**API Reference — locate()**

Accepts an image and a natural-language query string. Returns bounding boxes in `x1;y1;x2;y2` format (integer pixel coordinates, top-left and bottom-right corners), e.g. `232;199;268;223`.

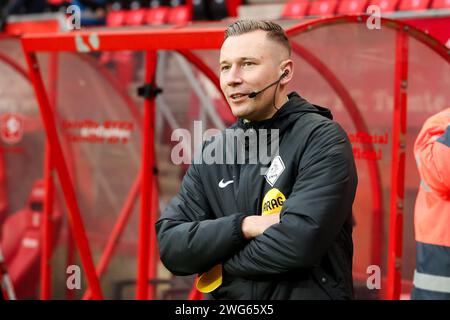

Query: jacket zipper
239;163;256;299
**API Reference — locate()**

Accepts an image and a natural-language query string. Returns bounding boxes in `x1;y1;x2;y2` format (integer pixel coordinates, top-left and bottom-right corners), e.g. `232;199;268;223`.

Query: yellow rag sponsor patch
262;188;286;215
195;188;286;294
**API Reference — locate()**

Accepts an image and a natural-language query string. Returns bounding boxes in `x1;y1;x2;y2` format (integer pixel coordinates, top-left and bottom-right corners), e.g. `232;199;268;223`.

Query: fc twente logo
0;113;24;145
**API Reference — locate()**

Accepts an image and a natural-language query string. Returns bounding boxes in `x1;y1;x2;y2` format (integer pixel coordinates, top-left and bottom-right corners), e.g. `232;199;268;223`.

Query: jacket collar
235;92;333;135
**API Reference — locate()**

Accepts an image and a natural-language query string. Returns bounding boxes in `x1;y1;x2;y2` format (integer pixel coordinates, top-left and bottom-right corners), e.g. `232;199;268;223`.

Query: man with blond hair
157;20;357;300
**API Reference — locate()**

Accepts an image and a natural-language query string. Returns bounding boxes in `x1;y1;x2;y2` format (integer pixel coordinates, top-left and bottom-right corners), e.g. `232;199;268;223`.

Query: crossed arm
156;122;357;278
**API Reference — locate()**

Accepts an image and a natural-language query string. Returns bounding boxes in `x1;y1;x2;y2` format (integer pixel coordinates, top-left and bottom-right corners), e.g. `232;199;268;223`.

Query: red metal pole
83;174;141;300
40;144;54;300
148;177;159;299
188;275;203;300
387;29;409;300
40;51;58;300
23;51;103;299
136;51;157;300
188;281;203;300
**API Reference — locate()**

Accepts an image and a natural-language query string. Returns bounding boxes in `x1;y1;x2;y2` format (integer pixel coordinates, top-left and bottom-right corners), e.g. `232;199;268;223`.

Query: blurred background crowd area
1;0;449;30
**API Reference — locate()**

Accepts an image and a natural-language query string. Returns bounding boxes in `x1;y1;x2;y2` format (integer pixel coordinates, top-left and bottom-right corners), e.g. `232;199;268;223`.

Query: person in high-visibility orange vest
411;108;450;299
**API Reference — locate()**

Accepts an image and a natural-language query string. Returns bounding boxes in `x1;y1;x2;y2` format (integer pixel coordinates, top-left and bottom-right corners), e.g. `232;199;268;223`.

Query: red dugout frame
1;16;64;300
20;15;450;300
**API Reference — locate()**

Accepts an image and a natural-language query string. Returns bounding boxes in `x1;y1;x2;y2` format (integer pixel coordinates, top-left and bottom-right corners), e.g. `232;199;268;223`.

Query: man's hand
242;213;280;239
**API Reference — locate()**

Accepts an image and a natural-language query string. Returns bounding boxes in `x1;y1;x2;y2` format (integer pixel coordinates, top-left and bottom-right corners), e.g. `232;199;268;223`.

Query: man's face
220;30;288;121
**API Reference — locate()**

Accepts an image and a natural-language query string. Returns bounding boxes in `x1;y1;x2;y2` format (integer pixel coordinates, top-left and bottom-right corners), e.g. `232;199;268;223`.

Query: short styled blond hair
224;19;291;56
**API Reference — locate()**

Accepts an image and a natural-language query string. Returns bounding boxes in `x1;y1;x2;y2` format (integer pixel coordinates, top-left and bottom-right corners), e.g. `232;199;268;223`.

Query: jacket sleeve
414;111;450;196
156;162;247;276
223;121;357;278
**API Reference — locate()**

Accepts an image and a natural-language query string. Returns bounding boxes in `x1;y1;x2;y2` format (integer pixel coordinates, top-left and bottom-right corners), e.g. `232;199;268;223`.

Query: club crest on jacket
264;155;285;186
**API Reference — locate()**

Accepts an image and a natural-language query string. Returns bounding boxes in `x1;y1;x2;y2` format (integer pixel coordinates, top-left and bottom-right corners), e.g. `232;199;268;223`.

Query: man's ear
280;60;294;85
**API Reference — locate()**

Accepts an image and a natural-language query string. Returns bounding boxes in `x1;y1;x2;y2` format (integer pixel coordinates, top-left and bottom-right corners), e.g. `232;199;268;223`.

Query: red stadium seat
282;1;310;18
1;180;62;299
226;0;242;17
307;0;339;16
125;8;147;26
106;10;126;27
369;0;400;12
337;0;369;14
167;5;192;25
430;0;450;8
102;10;126;65
398;0;432;11
146;7;170;25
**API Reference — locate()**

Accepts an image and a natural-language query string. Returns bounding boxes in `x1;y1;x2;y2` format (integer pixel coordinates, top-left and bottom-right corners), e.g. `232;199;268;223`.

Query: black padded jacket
156;92;358;300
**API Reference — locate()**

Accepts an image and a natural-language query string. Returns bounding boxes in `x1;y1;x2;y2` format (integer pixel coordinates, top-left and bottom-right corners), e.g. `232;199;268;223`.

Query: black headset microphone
247;70;289;99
